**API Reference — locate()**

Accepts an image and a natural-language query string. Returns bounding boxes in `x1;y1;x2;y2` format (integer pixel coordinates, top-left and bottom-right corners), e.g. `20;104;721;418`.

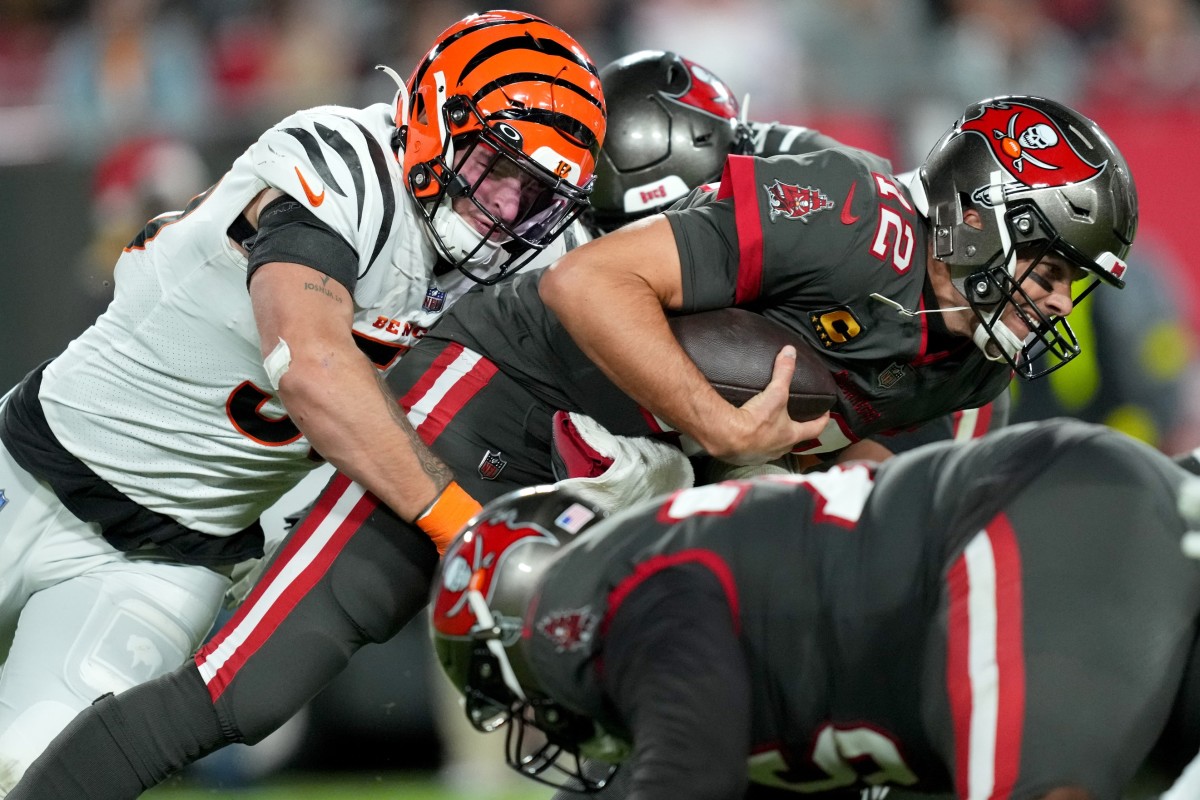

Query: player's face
1000;252;1084;340
452;142;546;237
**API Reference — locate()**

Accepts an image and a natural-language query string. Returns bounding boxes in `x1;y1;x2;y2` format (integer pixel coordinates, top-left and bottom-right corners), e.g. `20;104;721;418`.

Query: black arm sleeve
245;195;360;293
601;565;752;800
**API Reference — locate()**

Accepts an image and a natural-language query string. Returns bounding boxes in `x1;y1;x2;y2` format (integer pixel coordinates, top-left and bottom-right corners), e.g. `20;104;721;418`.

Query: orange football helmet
394;10;606;284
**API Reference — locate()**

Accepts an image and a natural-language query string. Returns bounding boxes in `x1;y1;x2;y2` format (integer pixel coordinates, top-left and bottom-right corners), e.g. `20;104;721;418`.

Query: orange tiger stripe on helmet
402;10;606;200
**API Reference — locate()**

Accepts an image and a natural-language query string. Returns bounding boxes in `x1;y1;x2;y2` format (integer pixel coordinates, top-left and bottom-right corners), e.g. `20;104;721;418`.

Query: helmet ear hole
662;54;688;93
446;96;470;128
533;702;597;748
964;270;1005;307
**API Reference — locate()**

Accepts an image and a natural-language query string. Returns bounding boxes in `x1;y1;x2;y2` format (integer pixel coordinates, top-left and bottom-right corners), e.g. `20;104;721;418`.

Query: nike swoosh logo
294;166;326;207
840;180;860;225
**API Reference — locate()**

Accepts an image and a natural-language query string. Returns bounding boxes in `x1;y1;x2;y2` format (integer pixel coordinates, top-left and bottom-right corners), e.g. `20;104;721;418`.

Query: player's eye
1026;269;1053;293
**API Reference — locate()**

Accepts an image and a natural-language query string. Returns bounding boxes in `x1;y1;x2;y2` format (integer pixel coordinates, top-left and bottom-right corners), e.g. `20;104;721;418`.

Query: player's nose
482;175;522;224
1041;284;1074;318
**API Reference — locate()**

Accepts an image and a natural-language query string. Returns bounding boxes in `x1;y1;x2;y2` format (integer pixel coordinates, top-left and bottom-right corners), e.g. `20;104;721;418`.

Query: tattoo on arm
376;371;453;489
303;275;343;303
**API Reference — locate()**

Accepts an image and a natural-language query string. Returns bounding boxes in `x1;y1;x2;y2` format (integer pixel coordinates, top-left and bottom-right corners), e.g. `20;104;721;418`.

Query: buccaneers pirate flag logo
958;100;1105;189
536;607;598;653
764;180;834;222
433;513;558;638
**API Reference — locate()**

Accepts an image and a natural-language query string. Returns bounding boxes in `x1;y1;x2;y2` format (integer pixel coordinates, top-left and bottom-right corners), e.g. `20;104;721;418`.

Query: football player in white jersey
0;10;605;794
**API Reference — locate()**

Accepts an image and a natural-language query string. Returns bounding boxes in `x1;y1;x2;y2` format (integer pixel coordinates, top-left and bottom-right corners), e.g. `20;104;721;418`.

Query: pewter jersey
427;148;1010;451
530;419;1200;798
668;149;1010;452
4;103;488;540
524;120;847;269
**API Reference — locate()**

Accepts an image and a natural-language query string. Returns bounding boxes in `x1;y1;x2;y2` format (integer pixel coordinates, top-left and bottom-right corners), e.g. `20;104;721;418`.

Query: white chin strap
430;196;505;271
970;170;1024;363
972;318;1026;362
465;589;527;701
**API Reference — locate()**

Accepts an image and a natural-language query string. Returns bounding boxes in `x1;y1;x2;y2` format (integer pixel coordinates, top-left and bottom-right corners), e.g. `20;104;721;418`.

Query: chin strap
430;196;505;270
466;588;527;702
972;318;1024;362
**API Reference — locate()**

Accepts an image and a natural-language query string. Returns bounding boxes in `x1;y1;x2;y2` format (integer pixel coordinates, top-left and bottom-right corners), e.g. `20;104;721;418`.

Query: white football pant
0;442;230;796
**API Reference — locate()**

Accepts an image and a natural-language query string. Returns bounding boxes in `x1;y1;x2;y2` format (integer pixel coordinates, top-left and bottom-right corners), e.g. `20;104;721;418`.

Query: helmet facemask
431;485;620;792
407;95;595;285
453;578;619;793
395;11;606;286
960;199;1103;379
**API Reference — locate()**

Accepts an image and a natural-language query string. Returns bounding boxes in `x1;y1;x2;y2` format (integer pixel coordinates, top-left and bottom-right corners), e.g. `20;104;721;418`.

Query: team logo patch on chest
536;607;598;652
764;180;834;222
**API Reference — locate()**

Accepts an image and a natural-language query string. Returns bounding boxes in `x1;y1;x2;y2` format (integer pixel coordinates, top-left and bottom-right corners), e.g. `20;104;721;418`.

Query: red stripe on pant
398;341;468;418
945;513;1026;800
400;343;499;444
195;473;378;700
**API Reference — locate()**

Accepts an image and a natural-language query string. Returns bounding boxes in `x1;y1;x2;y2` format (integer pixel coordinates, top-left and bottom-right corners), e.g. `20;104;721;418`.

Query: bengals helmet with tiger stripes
395;10;606;284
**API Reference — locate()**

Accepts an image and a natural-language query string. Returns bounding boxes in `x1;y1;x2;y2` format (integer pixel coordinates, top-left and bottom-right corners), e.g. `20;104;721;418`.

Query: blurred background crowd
3;0;1200;794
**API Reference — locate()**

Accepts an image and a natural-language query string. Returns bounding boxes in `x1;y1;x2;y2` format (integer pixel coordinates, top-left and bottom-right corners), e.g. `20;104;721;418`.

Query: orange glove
416;481;482;555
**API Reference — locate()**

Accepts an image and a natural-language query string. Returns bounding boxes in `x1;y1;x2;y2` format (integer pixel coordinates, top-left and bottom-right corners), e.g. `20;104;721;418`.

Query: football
668;307;837;422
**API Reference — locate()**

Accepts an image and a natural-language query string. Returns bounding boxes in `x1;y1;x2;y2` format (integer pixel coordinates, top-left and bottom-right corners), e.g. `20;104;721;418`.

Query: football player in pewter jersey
0;9;604;794
548;51;1005;472
432;419;1200;800
582;50;847;237
539;92;1136;464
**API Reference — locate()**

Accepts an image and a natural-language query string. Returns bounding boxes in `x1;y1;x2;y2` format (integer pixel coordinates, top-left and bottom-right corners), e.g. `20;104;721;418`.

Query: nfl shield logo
478;450;507;481
423;285;446;313
878;363;908;389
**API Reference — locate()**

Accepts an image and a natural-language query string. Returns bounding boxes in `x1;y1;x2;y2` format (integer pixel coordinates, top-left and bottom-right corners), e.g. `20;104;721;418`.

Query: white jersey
35;103;475;536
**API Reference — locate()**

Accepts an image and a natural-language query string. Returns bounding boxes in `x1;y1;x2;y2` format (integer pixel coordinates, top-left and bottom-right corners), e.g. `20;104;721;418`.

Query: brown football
668;308;837;422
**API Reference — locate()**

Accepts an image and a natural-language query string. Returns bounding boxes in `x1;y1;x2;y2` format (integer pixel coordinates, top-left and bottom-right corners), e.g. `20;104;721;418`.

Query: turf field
144;772;553;800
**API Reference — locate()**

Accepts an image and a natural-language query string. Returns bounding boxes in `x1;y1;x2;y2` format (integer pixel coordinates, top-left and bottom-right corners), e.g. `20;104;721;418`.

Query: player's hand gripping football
715;346;830;465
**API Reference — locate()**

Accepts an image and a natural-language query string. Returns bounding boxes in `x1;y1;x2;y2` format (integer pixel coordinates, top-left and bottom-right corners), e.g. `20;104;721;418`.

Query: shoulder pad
250;107;401;273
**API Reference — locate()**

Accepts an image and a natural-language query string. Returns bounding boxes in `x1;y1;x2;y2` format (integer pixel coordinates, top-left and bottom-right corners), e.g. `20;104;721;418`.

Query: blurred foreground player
429;419;1200;800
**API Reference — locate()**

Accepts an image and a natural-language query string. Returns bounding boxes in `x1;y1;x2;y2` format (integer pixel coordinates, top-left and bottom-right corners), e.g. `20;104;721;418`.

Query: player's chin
1001;314;1032;341
486;229;513;244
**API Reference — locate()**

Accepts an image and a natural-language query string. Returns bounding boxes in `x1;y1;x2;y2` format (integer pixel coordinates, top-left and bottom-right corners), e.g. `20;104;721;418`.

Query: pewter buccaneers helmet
917;95;1138;379
588;50;753;233
430;485;618;791
392;11;606;284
